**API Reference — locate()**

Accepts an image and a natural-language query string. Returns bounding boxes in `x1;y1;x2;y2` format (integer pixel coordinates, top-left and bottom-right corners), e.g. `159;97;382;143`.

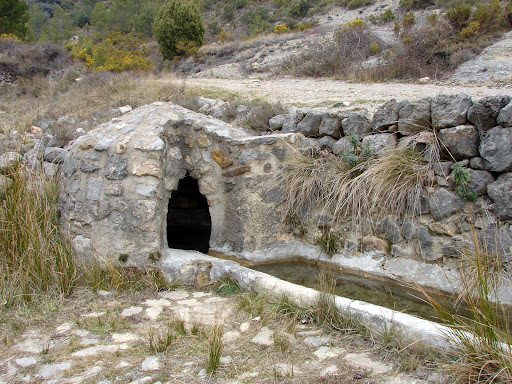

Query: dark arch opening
167;175;211;253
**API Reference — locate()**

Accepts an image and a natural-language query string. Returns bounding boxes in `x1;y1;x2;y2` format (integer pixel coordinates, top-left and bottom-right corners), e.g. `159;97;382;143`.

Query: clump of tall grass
280;139;435;231
0;164;77;307
420;230;512;383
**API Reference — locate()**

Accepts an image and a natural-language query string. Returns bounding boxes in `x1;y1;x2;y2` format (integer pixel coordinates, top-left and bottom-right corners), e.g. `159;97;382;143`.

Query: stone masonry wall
59;102;300;266
57;93;512;277
265;94;512;263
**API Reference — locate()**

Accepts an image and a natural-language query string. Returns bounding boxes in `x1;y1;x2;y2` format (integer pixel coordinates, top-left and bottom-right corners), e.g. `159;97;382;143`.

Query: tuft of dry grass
279;141;436;232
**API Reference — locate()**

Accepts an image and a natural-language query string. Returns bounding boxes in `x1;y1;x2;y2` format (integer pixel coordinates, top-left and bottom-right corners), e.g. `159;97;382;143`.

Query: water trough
160;248;455;350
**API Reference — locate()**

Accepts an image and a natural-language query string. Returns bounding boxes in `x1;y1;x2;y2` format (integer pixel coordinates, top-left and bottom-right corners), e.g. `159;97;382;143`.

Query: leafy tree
153;0;205;60
0;0;29;38
27;2;47;40
39;5;72;42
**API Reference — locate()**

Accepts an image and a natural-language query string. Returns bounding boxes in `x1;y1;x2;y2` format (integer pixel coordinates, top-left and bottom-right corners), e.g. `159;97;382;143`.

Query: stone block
497;100;512;127
487;172;512;220
398;98;431;135
362;133;397;156
104;153;128;180
372;99;405;130
431;93;472;129
468;95;511;133
342;111;372;138
467;169;495;196
296;111;323;136
428;188;466;220
319;115;342;138
438;125;479;160
479;126;512;172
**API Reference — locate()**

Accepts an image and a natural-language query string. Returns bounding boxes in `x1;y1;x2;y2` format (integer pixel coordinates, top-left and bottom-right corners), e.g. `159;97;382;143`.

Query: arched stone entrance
167;175;211;253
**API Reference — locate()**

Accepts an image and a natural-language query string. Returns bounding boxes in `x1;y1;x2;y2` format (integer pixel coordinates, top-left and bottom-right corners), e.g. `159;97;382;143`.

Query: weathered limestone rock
487;173;512;220
318;136;337;152
0;151;22;172
0;174;12;195
438;125;479;160
478;223;512;258
269;114;295;132
431;93;472;129
319;115;342;139
342;111;372;138
296;111;323;136
362;133;397;156
417;226;437;261
469;157;485;170
467;95;511;133
467;169;495;196
428;188;466;221
479;126;512;172
372;99;405;130
332;136;353;156
43;147;68;163
498;100;512;127
398;98;431;135
377;216;403;243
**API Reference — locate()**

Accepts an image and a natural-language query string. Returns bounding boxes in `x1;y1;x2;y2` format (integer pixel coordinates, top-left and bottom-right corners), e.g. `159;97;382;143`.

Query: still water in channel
252;261;441;321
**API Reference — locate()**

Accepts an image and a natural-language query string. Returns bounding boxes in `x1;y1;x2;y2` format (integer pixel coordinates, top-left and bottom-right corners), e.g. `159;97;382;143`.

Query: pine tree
153;0;205;60
0;0;29;39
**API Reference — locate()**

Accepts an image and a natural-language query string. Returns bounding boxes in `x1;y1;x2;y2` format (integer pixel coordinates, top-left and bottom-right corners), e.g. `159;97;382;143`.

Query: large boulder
438;125;479;160
372;99;406;130
398;98;431;135
341;111;372;138
467;95;511;134
487;172;512;220
428;188;466;220
497;100;512;127
479;126;512;172
431;93;472;129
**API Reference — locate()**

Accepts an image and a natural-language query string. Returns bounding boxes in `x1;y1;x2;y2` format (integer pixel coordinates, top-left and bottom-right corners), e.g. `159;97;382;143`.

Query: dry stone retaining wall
56;94;512;289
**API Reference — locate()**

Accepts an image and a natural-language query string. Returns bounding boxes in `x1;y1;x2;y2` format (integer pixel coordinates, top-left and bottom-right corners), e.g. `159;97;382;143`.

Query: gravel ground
176;77;512;114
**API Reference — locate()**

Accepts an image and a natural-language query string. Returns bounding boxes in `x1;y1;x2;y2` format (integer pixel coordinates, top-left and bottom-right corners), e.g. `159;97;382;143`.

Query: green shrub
506;2;512;27
472;0;504;33
153;0;205;60
399;0;434;10
346;0;374;9
241;5;272;35
402;12;416;29
445;2;472;30
288;0;310;18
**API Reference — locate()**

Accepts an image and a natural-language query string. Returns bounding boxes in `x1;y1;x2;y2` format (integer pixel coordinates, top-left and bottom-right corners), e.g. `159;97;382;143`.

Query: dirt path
175;77;511;113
